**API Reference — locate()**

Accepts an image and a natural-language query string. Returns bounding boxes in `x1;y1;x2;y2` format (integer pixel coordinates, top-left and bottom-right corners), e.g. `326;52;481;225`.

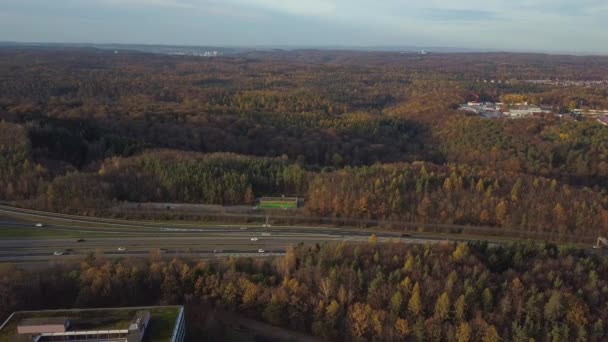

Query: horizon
1;4;608;340
1;40;606;57
1;0;607;55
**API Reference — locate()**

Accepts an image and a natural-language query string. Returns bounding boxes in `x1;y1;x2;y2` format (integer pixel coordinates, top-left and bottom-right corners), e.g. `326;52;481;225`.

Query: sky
0;0;607;54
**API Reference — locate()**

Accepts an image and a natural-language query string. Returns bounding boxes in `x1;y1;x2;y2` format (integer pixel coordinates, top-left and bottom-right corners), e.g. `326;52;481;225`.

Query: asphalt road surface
0;205;444;266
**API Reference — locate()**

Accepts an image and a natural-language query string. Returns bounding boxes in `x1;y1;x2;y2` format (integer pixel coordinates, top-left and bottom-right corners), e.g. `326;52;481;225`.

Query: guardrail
0;203;598;244
107;206;597;244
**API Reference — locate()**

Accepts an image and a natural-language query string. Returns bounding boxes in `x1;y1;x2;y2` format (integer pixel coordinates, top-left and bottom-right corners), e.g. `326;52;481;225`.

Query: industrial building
459;102;553;119
507;104;548;118
573;109;608;117
459;102;504;118
0;306;184;342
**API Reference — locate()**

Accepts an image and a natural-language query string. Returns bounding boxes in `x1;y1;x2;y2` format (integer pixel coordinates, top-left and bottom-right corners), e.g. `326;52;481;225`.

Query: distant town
167;50;222;57
526;79;608;88
459;101;608;125
474;79;608;89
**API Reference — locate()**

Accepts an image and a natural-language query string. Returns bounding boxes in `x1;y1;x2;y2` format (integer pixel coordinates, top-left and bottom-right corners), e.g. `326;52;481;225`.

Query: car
213;249;223;253
35;223;43;228
240;227;248;230
400;233;411;238
262;224;272;228
250;237;259;241
262;232;271;236
117;247;126;252
76;239;85;243
53;251;64;256
258;249;265;253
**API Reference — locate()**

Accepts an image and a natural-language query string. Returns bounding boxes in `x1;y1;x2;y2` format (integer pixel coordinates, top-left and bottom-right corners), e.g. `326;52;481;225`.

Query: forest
1;48;608;240
1;241;607;341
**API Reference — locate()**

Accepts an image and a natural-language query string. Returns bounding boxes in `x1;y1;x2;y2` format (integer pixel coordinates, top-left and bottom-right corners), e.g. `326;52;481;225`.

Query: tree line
7;148;605;239
306;163;608;239
2;48;608;240
1;241;607;341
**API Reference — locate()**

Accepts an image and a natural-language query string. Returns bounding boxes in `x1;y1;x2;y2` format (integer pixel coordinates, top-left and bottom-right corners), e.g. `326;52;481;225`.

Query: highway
0;205;443;266
0;234;431;263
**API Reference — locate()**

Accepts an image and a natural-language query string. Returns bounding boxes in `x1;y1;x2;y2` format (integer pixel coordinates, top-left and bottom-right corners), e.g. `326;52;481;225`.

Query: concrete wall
170;307;186;342
18;324;66;334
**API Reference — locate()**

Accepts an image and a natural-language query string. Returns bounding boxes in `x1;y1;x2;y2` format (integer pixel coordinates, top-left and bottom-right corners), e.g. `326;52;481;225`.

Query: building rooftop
19;318;69;327
0;306;183;342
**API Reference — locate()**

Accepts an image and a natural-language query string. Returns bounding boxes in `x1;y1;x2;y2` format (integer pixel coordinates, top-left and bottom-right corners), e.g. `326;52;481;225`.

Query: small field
258;200;297;209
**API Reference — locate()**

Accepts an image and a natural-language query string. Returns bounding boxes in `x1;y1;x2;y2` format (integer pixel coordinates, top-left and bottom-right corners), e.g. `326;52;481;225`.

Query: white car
258;249;265;253
53;251;64;256
262;233;271;236
262;224;271;228
35;223;44;228
117;247;126;252
240;227;248;230
213;249;223;253
250;237;259;242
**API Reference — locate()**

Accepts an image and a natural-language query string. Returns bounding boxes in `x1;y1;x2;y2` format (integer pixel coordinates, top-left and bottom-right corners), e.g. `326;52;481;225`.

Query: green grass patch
144;307;180;342
258;201;297;209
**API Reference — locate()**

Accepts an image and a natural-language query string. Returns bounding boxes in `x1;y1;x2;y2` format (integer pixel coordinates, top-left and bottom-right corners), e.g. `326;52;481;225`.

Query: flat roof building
17;318;70;335
0;306;184;342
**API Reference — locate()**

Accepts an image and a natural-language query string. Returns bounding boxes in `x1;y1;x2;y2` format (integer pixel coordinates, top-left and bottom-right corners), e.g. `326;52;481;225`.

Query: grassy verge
1;211;256;230
259;201;297;209
0;228;93;239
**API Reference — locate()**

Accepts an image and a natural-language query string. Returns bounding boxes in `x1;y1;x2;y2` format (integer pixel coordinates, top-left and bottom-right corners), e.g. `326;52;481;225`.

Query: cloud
99;0;337;15
93;0;608;22
100;0;197;8
419;8;499;21
97;0;264;19
1;0;607;53
228;0;337;16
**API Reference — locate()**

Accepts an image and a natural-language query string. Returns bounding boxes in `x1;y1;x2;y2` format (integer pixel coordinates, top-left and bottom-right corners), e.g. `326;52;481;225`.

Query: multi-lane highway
1;203;604;270
0;204;443;265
